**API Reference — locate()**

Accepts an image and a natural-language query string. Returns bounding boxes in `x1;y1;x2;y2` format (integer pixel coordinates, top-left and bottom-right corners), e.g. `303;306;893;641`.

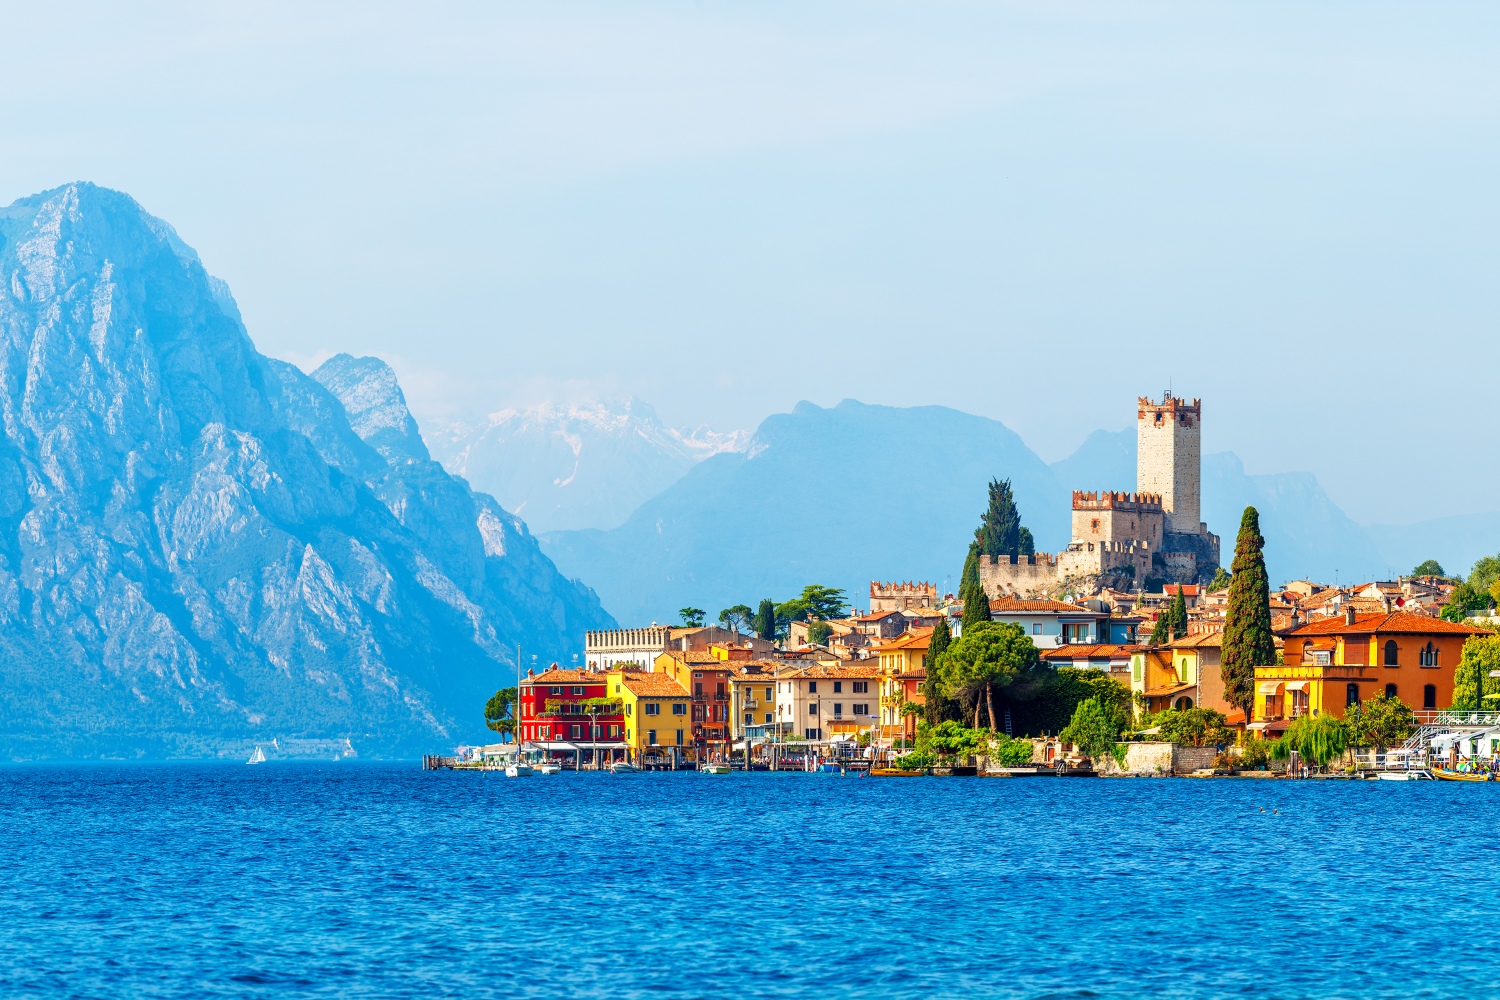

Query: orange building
1252;610;1490;734
875;627;932;742
655;650;732;754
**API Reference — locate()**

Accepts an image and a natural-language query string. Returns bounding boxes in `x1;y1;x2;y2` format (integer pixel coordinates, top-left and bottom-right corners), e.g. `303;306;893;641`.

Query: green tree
1168;589;1189;640
484;687;517;739
678;607;706;628
1061;697;1118;763
1150;612;1170;646
1442;582;1489;622
806;621;833;645
1272;714;1349;769
972;478;1036;561
960;545;981;596
1452;634;1500;710
922;616;954;725
753;599;777;641
1222;507;1274;725
1412;559;1445;578
938;621;1039;729
1152;707;1233;747
1470;554;1500;596
1345;694;1417;754
775;585;848;625
1208;566;1232;591
961;580;992;631
718;604;754;632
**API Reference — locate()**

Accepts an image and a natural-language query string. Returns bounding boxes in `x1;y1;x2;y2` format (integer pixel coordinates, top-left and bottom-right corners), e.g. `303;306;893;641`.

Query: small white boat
536;762;562;775
506;762;535;777
246;745;266;765
700;763;731;775
610;761;641;774
1375;769;1431;781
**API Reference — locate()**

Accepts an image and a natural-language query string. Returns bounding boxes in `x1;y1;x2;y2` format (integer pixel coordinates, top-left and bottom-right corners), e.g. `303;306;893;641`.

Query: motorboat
700;762;730;775
1434;767;1494;782
536;762;562;775
505;762;535;777
610;761;641;774
1374;769;1432;781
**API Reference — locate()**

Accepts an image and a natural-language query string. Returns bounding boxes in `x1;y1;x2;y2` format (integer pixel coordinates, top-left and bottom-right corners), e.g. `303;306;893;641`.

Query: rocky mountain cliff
0;184;613;758
426;400;748;533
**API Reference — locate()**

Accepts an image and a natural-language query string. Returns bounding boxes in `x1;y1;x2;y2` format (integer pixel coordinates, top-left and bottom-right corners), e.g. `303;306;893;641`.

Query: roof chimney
1344;605;1356;626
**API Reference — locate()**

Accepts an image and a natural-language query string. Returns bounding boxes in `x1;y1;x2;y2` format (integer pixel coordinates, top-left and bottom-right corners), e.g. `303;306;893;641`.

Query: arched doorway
1173;696;1194;711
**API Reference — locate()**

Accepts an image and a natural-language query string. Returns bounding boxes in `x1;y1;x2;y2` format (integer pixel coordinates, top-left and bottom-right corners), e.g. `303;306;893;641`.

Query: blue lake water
2;762;1497;999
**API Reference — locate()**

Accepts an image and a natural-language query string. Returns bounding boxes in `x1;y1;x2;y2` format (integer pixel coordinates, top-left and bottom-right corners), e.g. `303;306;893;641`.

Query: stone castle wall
1137;394;1201;536
978;553;1060;598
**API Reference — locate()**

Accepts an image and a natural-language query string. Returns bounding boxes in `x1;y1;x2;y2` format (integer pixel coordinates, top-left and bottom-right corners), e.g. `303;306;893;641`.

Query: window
693;671;703;678
625;703;632;716
1345;683;1360;708
808;681;817;693
744;712;752;724
716;683;725;697
672;703;686;716
1062;623;1090;644
852;681;868;694
648;730;657;745
764;712;773;724
808;704;818;715
645;703;659;716
1033;623;1042;636
1292;690;1309;717
833;703;843;718
805;728;821;739
1091;518;1100;531
570;724;581;739
853;703;868;715
694;683;703;697
765;687;773;700
1420;643;1439;667
1173;696;1193;711
833;681;843;693
1383;640;1399;667
571;686;584;696
1385;683;1398;699
1424;684;1437;709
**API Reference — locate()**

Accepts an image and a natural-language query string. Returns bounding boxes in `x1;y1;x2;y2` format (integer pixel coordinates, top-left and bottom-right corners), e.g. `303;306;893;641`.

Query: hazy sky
1;2;1495;524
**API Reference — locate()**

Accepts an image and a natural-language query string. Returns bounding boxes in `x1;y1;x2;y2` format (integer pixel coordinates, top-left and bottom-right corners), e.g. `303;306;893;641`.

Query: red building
656;651;731;756
518;666;627;762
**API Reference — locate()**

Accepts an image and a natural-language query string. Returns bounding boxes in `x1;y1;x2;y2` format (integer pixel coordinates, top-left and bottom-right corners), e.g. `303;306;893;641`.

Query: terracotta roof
785;663;882;679
856;610;903;621
875;627;934;651
1040;644;1145;661
657;650;725;666
1143;682;1194;697
988;598;1095;614
1167;631;1223;649
617;673;690;697
1286;612;1492;637
524;669;601;684
1163;585;1201;596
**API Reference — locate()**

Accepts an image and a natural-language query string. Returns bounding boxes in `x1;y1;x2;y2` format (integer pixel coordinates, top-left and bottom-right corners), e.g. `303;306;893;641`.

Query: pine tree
962;579;992;630
960;544;981;595
973;478;1035;560
754;599;776;641
922;616;953;725
1223;507;1274;723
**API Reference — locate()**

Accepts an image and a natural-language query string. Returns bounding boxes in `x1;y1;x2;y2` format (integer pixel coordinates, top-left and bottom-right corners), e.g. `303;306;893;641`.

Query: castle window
1091;519;1100;532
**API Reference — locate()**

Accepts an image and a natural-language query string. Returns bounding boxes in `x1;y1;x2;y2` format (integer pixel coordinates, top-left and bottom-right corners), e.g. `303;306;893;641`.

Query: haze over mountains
0;184;612;758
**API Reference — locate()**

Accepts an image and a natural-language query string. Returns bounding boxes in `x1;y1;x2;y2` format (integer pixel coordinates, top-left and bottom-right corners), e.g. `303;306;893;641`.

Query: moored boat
610;761;641;774
700;762;730;775
536;762;562;775
1374;769;1431;781
1433;767;1493;782
505;762;535;777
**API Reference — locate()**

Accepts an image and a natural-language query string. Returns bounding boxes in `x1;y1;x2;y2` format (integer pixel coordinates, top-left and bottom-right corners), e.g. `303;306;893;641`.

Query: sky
1;1;1496;525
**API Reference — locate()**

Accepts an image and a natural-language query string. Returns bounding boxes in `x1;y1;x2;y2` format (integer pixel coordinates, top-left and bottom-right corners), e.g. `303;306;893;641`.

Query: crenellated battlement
1071;490;1163;511
869;580;937;611
1137;392;1201;415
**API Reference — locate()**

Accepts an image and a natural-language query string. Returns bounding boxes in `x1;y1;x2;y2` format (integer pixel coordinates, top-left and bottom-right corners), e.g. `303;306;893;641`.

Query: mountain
541;399;1385;625
426;400;748;533
0;183;613;758
540;400;1069;625
1364;513;1500;581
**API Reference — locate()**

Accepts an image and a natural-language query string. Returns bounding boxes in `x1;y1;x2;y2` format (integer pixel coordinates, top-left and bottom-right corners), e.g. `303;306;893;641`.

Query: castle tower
1137;392;1201;536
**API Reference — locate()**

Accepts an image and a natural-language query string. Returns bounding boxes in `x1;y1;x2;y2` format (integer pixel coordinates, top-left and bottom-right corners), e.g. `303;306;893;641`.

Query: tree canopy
484;687;517;738
1411;559;1446;578
972;478;1035;561
938;620;1038;729
921;616;954;725
1345;694;1417;753
753;599;777;641
1223;507;1274;723
806;621;833;646
1452;635;1500;710
678;607;706;628
1208;567;1232;591
776;585;848;625
1061;697;1118;763
1150;707;1233;747
718;604;754;632
1272;715;1348;768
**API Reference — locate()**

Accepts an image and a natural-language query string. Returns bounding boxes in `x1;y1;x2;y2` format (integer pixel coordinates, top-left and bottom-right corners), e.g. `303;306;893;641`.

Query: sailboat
246;745;267;765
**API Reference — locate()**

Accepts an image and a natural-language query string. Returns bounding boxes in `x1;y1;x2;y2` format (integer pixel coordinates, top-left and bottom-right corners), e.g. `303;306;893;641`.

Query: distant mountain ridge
540;400;1391;624
427;399;748;533
0;183;613;758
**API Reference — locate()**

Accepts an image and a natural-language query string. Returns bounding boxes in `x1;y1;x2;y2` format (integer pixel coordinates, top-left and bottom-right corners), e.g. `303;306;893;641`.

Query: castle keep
980;391;1220;598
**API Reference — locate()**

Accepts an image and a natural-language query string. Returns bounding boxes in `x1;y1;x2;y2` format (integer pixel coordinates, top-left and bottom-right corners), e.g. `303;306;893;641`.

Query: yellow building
875;628;931;742
608;669;691;759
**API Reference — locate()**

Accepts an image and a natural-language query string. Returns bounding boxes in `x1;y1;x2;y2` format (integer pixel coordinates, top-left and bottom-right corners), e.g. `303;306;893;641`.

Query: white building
986;598;1109;649
774;663;882;741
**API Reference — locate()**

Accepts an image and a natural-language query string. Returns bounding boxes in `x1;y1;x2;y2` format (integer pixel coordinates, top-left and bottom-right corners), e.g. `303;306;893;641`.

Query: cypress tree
960;544;981;595
922;616;953;725
973;478;1035;560
962;580;992;630
1223;507;1275;723
1169;589;1189;640
754;599;776;641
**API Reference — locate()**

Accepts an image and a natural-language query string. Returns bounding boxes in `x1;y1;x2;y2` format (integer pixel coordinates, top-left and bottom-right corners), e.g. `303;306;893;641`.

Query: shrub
894;751;936;770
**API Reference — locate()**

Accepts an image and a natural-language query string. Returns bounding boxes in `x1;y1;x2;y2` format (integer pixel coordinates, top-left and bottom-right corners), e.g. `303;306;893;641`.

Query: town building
518;666;628;760
726;660;793;740
655;650;731;752
869;580;937;612
609;670;691;758
1164;630;1240;722
1250;609;1490;735
875;627;932;742
986;598;1110;648
774;663;881;741
585;625;773;671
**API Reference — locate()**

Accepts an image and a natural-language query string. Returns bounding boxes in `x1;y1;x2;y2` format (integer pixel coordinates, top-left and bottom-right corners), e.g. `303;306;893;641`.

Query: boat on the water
536;762;562;775
1374;769;1432;781
610;761;641;774
1433;767;1493;782
700;763;730;775
505;762;535;777
246;745;266;765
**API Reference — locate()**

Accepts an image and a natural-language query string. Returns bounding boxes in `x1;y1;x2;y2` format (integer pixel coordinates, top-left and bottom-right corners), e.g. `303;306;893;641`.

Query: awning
1257;681;1284;694
1285;681;1310;692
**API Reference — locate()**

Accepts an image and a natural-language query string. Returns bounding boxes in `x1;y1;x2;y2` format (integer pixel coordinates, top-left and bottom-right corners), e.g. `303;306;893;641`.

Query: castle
981;392;1221;598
